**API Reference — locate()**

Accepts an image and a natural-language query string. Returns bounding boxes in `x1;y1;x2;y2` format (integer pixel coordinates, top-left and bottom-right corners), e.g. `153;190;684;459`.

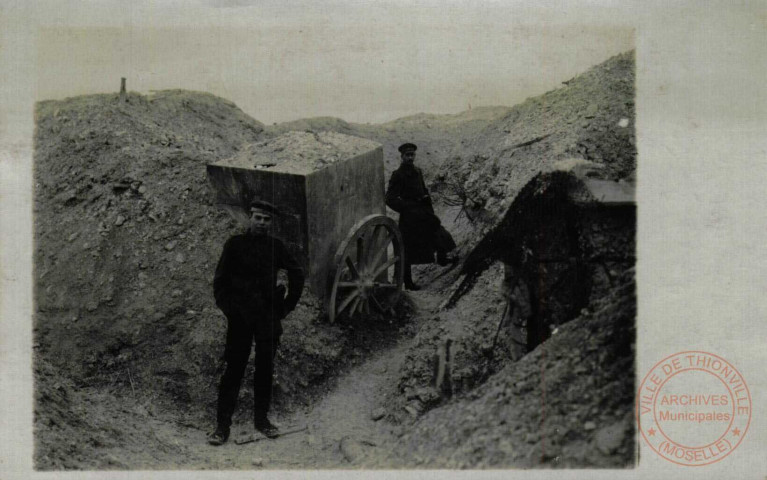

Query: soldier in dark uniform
386;143;456;290
208;200;304;445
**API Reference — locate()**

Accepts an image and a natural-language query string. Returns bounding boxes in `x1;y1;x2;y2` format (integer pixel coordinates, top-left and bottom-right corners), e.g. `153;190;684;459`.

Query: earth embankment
34;50;636;469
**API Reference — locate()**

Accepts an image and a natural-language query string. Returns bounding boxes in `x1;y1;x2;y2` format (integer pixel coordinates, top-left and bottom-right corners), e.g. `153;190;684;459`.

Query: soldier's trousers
216;315;279;430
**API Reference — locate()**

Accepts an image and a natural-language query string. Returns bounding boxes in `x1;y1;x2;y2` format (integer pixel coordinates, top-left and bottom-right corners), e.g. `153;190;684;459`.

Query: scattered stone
175;252;185;263
404;404;420;418
251;457;264;467
138;185;147;195
617;118;630;128
114;215;126;226
417;388;439;404
340;437;364;463
67;232;78;242
55;189;78;205
584;421;597;431
371;407;386;421
165;241;177;251
33;52;636;470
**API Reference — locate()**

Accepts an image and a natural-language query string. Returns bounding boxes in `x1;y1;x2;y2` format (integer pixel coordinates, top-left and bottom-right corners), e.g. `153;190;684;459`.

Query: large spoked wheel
327;214;404;323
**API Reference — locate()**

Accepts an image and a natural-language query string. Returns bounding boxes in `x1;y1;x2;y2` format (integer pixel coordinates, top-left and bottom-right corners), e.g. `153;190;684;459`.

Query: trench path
148;289;441;469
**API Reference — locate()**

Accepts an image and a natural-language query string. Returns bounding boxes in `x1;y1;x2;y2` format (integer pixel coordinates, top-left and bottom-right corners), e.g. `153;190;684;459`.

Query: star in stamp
636;351;751;466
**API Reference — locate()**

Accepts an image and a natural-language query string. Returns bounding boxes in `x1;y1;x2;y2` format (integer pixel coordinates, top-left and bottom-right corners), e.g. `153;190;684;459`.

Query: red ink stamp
636;351;751;466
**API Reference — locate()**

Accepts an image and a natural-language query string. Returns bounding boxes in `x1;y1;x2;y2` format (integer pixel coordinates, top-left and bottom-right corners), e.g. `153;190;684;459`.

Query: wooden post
120;77;126;101
433;338;453;397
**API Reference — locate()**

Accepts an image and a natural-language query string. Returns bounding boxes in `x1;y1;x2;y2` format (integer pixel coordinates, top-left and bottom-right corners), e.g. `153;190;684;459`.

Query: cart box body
207;131;385;297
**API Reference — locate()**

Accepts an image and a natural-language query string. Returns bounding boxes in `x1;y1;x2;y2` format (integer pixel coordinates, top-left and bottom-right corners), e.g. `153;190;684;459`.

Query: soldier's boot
208;426;230;446
436;249;459;267
255;417;280;439
404;260;421;290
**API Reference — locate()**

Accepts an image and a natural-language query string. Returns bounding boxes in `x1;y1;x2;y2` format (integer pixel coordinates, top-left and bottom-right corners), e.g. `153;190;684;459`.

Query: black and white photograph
1;0;766;477
29;11;636;469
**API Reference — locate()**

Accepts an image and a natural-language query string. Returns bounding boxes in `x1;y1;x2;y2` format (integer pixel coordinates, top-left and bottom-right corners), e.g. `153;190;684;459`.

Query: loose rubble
34;51;636;469
221;131;381;174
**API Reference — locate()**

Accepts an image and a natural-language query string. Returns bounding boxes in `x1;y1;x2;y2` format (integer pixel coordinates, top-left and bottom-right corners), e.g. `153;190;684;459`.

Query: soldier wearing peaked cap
208;199;304;445
386;143;457;290
398;143;417;154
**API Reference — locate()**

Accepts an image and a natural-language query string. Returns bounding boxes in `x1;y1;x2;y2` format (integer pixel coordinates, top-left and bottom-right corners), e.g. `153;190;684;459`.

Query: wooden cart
206;131;403;322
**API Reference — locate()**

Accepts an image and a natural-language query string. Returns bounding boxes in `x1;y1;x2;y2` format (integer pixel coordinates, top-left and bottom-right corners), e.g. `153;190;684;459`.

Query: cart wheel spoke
349;296;361;316
345;256;360;279
368;240;391;273
368;225;385;259
328;214;404;323
337;290;360;315
371;255;399;278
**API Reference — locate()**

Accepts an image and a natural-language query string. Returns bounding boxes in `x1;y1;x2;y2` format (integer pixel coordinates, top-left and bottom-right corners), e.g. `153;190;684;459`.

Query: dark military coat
385;163;443;264
213;232;304;340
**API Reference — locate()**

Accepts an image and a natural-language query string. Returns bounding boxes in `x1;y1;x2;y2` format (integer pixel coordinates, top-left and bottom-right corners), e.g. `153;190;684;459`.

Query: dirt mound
363;52;636;467
33;50;636;469
379;263;508;426
34;90;266;418
382;167;635;418
262;52;635;258
373;268;636;468
431;51;635;246
35;355;195;470
33;90;410;468
34;357;112;470
264;106;513;179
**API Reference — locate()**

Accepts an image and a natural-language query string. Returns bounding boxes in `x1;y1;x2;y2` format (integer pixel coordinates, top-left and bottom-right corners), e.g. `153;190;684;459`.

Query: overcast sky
34;1;633;124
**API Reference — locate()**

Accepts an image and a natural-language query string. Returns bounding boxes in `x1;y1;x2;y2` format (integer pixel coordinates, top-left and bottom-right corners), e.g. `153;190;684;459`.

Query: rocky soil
264;106;514;179
262;51;635;254
368;269;636;468
33;89;413;468
222;131;381;174
34;51;636;469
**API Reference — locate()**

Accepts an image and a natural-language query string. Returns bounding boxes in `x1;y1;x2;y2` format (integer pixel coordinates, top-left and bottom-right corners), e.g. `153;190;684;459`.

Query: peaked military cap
398;143;418;154
249;199;281;216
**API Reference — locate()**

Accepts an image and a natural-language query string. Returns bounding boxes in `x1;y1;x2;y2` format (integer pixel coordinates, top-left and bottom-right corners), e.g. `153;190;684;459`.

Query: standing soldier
385;143;456;290
208;200;304;445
